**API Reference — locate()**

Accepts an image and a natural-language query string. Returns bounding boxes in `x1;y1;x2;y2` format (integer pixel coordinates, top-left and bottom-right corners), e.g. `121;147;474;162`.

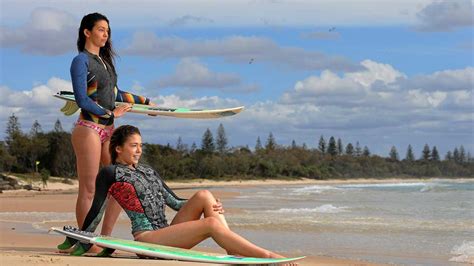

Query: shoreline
2;176;472;194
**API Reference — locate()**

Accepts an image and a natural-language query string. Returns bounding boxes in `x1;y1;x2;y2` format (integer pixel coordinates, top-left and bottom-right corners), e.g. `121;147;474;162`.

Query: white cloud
156;58;241;88
398;67;474;91
415;0;474;32
168;15;214;27
0;66;472;155
1;0;431;28
26;7;76;31
281;61;472;113
348;60;406;88
407;90;448;108
281;60;405;106
122;32;362;72
0;78;76;134
149;94;241;110
0;7;76;55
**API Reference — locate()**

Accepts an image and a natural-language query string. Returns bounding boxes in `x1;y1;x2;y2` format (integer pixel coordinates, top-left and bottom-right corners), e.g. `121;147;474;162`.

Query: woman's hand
213;198;225;214
113;103;132;118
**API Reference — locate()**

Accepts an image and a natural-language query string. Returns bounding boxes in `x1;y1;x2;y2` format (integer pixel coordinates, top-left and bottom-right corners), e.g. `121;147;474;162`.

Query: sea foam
339;182;427;189
450;241;474;264
267;204;348;214
292;185;339;194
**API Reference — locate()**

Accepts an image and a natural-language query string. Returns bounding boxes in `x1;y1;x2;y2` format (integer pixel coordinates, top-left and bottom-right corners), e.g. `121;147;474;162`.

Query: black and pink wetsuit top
82;163;187;234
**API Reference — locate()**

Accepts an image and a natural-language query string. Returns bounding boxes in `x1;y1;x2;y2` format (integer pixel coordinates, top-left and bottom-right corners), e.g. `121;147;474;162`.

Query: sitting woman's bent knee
195;190;213;200
202;216;223;229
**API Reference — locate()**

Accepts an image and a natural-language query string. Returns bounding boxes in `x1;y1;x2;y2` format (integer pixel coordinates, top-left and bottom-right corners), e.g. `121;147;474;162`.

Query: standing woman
58;13;153;252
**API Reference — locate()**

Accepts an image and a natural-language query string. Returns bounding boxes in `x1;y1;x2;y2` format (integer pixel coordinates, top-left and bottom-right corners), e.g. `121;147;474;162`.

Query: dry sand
0;178;389;265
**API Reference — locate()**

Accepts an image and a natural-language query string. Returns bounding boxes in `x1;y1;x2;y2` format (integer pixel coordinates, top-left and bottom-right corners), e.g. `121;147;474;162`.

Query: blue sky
0;0;473;157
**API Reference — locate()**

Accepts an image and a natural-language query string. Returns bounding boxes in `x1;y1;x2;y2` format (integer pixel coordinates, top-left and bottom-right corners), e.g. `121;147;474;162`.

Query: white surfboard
54;91;244;119
50;226;305;265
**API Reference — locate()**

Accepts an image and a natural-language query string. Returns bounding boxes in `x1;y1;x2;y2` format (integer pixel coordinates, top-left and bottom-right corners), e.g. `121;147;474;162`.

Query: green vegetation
2;114;473;180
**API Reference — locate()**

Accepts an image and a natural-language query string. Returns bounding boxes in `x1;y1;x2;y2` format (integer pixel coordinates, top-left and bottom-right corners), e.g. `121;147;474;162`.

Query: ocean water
216;179;474;265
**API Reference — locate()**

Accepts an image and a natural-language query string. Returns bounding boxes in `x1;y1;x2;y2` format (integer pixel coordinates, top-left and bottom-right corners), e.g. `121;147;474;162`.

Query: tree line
1;114;473;180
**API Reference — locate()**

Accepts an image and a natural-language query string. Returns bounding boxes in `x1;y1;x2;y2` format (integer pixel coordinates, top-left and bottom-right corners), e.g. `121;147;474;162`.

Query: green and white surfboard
50;227;305;264
54;91;244;119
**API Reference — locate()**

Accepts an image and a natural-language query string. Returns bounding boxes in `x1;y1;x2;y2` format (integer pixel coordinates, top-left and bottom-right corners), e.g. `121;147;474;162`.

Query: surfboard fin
60;101;80;116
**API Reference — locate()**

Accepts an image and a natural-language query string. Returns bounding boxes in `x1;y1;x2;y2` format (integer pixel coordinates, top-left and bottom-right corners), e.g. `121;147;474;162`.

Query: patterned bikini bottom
75;120;114;143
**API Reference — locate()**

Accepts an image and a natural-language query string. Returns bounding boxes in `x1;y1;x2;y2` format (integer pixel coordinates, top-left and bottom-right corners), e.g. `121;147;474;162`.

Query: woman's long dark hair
109;125;141;164
77;12;117;74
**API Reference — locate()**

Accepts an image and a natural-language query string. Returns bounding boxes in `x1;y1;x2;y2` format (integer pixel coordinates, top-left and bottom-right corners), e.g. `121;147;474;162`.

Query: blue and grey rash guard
70;49;151;126
82;164;187;234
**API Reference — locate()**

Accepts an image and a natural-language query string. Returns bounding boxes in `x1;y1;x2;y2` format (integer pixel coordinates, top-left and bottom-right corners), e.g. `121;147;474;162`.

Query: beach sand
0;178;389;265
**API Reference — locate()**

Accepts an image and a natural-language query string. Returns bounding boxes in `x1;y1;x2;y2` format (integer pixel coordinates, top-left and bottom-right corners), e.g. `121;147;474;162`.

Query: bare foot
268;252;298;266
268;251;285;258
87;244;103;253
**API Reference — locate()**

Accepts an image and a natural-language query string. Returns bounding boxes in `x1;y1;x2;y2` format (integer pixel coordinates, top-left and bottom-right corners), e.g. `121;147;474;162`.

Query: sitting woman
65;124;288;260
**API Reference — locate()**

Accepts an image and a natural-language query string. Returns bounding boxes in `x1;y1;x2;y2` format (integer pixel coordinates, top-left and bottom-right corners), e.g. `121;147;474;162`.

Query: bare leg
171;190;229;229
136;217;284;258
72;126;101;228
99;139;122;236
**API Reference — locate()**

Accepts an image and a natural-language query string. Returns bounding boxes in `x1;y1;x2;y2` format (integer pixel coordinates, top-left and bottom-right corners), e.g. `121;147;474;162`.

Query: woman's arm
70;54;113;118
154;171;187;211
115;86;150;105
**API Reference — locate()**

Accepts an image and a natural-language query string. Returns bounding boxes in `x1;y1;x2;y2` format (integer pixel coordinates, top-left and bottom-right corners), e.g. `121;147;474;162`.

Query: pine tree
363;146;370;156
255;136;262;151
30;120;43;136
216;123;228;154
405;145;415;161
201;128;215;153
355;141;362;157
318;135;326;154
345;143;354;156
459;145;466;163
453;147;460;163
431;146;440;161
327;136;337;156
337;138;343;155
265;132;276;150
28;120;48;171
5;113;21;145
302;143;307;150
190;142;197;153
176;136;187;152
54;119;63;132
389;146;399;161
422;144;430;161
445;151;453;161
290;140;296;149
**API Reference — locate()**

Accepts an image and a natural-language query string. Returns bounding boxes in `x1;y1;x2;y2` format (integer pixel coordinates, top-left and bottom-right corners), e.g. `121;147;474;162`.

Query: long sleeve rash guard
82;164;187;235
70;50;150;125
